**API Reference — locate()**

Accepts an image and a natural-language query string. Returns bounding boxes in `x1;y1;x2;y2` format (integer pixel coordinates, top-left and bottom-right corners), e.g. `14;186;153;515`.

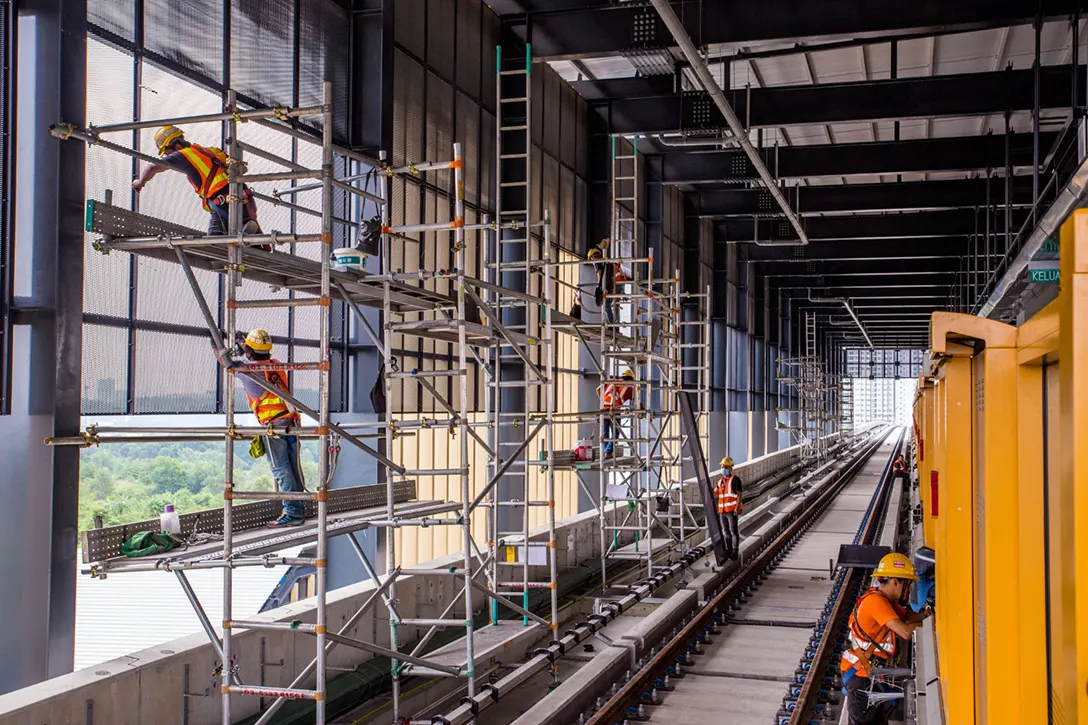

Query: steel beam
526;0;1079;58
661;133;1054;183
589;66;1084;134
714;209;1027;243
689;179;1035;217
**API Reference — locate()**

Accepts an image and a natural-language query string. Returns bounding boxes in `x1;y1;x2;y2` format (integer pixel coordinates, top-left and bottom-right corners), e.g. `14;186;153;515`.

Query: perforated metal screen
82;7;351;416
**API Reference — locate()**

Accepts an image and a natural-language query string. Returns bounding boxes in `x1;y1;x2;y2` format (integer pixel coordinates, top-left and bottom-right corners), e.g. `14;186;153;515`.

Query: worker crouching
840;552;931;725
715;456;743;560
217;329;308;528
134;125;262;239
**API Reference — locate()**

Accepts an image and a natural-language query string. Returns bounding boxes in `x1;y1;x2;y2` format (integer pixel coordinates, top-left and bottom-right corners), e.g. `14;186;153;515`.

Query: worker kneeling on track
215;329;308;528
133;125;263;241
715;456;743;560
841;552;930;725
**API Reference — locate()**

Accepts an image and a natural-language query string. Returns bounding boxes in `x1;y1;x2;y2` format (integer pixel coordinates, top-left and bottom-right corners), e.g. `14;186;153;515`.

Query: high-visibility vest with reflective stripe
178;144;230;211
598;382;632;409
716;475;739;514
244;363;300;425
840;589;898;677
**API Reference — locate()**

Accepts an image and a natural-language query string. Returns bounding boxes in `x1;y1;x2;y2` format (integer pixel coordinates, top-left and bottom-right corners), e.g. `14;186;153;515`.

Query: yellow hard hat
154;125;185;156
720;456;734;468
244;328;273;353
588;248;603;260
621;369;635;380
873;552;919;581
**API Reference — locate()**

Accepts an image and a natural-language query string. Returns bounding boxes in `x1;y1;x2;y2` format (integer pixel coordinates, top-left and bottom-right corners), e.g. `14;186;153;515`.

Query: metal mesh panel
298;0;350;142
82;324;129;415
427;0;455;75
457;93;480;207
560;166;574;250
393;51;424;168
395;0;426;60
231;0;295;109
89;0;135;40
530;147;542;224
480;111;495;210
574;176;587;252
575;97;589;178
456;0;482;99
426;73;454;193
134;330;218;413
531;69;544;147
144;0;224;84
560;84;576;168
482;11;499;112
84;40;134;318
543;71;559;156
543;154;559;242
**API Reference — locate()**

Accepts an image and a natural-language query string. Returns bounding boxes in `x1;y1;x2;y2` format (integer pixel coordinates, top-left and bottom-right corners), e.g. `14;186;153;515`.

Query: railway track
583;429;905;725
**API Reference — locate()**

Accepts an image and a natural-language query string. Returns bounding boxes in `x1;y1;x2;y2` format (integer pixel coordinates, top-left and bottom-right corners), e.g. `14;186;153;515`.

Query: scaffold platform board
549;448;639;471
86;200;452;314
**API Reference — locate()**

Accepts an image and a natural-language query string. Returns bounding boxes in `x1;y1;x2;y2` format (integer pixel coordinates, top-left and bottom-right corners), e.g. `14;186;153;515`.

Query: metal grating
231;0;295;110
560;84;577;168
81;481;418;563
560;167;574;249
134;329;219;413
88;0;136;40
427;0;455;75
81;324;129;415
456;0;482;99
426;73;454;192
543;71;560;156
394;0;426;60
144;0;224;84
298;0;350;141
458;93;480;207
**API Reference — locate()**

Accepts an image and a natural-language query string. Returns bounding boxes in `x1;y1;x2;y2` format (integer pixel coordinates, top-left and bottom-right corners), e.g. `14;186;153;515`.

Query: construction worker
715;456;743;560
588;239;626;324
133;125;262;237
840;552;930;725
215;329;307;528
891;455;907;482
596;369;635;457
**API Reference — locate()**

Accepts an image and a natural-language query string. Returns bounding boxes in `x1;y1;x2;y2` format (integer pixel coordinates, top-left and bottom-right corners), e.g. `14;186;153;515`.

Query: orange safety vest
244;363;300;425
840;589;899;678
598;382;632;409
893;457;905;473
716;475;740;514
613;264;628;283
178;144;231;211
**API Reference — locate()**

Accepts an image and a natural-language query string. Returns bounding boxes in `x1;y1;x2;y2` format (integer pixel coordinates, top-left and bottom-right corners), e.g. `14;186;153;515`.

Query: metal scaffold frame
776;311;833;463
49;43;714;725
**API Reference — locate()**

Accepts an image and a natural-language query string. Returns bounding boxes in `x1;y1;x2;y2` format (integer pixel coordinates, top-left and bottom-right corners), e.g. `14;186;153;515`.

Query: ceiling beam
745;238;971;261
524;0;1078;59
584;65;1084;134
714;209;1028;242
660;132;1055;183
688;178;1034;216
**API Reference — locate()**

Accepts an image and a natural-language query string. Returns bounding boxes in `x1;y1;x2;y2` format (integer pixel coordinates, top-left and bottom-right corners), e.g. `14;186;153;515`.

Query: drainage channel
577;429;903;725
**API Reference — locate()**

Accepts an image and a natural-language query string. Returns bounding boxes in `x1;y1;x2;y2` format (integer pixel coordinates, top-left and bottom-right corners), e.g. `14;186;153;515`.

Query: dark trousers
845;675;897;725
719;511;740;559
208;198;255;235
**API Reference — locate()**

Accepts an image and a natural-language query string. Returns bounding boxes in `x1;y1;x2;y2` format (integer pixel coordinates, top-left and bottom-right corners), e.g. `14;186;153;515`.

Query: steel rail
585;431;887;725
786;429;906;724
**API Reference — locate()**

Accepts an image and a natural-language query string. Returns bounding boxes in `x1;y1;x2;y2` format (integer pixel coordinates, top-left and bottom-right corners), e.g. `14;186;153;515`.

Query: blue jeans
264;434;306;519
604;297;616;324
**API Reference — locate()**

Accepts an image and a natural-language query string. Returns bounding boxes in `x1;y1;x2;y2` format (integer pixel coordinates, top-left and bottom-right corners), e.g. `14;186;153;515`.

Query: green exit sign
1029;268;1060;283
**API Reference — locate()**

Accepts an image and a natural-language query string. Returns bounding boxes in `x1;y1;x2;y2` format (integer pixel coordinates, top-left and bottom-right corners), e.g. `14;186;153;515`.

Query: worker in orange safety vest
715;456;743;560
596;369;635;457
215;328;307;528
840;552;930;724
133;125;263;240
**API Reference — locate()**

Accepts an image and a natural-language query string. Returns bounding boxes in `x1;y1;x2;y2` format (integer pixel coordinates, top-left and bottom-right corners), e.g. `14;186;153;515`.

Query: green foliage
77;439;320;532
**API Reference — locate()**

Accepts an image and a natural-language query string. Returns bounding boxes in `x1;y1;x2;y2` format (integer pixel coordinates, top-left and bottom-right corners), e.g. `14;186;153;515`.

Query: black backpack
370;364;387;416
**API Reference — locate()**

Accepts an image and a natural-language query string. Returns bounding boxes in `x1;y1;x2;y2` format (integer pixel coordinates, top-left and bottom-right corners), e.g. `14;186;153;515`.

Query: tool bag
121;530;182;558
569;292;582;320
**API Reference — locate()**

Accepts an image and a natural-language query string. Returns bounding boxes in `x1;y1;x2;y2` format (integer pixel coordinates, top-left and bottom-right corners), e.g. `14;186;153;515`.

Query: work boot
266;514;304;528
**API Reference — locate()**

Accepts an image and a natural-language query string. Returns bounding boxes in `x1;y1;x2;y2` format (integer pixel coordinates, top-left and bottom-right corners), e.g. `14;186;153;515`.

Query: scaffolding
776;311;832;463
49;46;712;725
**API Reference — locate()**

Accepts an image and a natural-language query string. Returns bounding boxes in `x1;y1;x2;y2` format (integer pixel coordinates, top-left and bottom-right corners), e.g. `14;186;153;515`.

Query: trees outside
77;439;321;532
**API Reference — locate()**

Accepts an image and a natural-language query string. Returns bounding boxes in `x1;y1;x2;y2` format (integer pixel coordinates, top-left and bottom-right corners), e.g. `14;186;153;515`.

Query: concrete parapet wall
0;439;819;725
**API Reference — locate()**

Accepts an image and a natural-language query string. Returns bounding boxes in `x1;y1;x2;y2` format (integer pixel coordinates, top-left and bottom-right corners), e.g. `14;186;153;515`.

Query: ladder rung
499;69;528;76
614;154;637;160
500;181;528;187
501;96;529;103
501;125;528;131
614;175;636;181
500;210;528;215
501;153;529;159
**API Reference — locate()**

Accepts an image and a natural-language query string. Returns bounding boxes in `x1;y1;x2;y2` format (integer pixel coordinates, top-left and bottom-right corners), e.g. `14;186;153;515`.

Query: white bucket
332;247;366;271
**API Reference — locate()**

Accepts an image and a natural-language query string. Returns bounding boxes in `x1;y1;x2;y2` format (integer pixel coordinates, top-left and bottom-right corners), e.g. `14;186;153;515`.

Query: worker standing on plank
133;125;262;238
215;329;307;528
715;456;743;560
596;369;635;457
840;552;930;725
588;239;627;324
